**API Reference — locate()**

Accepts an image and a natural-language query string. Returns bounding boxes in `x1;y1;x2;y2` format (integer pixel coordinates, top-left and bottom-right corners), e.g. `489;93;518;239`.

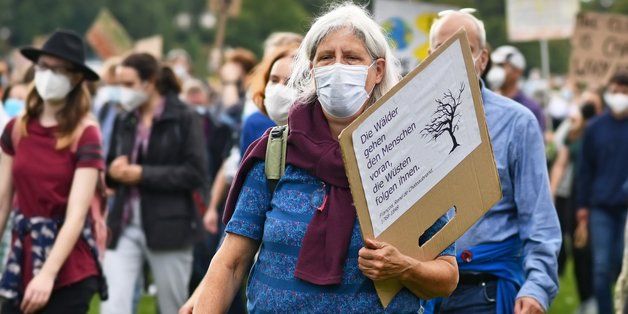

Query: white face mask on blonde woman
34;70;73;101
264;83;295;125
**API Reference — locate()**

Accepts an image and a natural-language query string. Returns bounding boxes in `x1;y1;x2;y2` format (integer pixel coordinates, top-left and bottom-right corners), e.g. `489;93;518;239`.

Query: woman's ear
374;58;385;84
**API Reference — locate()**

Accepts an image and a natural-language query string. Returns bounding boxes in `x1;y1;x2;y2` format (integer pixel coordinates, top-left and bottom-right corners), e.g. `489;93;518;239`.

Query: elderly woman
181;4;458;314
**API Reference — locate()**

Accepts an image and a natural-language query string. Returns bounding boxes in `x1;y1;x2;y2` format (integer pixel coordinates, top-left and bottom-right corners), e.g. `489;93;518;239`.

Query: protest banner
569;11;628;88
339;29;501;306
134;35;163;60
86;9;134;59
506;0;579;41
373;0;456;74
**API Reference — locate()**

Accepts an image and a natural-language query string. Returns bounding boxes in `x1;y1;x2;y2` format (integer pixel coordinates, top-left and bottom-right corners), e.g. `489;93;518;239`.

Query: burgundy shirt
0;118;103;291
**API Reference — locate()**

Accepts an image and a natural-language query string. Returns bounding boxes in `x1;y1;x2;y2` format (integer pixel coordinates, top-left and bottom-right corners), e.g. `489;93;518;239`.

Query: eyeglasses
34;63;77;76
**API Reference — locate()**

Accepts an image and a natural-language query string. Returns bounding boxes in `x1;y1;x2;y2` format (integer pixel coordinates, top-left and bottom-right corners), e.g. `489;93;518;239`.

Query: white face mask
604;92;628;115
264;83;295;125
314;62;372;119
174;64;189;78
34;70;73;101
119;86;149;112
486;65;506;91
97;85;121;103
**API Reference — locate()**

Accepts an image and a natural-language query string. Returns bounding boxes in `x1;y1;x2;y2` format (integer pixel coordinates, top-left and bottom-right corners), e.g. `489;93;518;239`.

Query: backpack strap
265;125;289;195
69;118;100;153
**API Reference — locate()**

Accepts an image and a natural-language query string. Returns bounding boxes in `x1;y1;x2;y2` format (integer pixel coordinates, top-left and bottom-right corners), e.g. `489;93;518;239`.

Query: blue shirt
95;101;118;157
226;162;454;313
577;111;628;210
455;84;561;310
240;112;275;157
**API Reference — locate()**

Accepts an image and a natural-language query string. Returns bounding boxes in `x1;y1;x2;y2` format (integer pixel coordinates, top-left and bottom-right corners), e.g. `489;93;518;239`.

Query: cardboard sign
134;35;163;60
373;0;456;74
339;30;501;307
86;9;134;59
569;11;628;88
506;0;579;42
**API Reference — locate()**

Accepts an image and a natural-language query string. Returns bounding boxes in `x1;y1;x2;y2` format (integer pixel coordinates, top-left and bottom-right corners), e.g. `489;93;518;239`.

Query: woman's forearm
0;153;14;238
194;233;258;313
209;166;228;208
40;168;97;278
399;256;458;300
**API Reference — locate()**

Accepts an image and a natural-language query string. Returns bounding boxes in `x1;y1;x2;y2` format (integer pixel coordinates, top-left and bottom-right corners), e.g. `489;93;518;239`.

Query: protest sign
373;0;456;74
339;29;501;307
134;35;163;60
569;11;628;88
506;0;579;42
86;9;134;59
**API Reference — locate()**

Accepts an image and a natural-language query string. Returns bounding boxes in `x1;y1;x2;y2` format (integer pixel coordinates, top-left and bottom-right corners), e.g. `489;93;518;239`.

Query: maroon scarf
223;100;356;285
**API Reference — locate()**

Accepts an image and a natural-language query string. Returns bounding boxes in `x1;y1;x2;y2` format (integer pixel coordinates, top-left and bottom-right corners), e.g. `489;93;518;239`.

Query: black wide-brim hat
20;29;99;81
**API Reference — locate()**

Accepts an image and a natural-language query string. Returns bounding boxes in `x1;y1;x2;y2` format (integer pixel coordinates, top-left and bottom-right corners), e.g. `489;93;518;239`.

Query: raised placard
339;29;501;307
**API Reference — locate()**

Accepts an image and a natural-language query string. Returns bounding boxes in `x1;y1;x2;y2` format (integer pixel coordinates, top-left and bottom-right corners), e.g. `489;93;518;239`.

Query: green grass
88;294;156;314
549;259;579;314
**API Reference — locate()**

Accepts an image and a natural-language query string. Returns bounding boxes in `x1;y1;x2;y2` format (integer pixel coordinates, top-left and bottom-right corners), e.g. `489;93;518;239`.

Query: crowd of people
0;2;625;314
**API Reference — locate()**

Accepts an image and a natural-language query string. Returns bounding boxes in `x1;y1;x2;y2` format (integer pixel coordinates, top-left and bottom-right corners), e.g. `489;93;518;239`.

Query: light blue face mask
4;98;25;117
195;106;208;115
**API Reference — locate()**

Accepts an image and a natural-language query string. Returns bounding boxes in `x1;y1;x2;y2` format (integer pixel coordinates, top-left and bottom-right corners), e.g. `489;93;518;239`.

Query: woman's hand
108;156;142;185
20;271;55;313
179;295;196;314
358;238;413;281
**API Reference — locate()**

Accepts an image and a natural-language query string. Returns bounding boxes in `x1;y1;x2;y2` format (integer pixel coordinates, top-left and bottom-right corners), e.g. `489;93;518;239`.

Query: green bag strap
265;125;289;194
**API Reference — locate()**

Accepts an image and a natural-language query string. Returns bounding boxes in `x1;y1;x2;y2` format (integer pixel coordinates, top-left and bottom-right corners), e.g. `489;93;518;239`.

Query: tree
420;82;465;154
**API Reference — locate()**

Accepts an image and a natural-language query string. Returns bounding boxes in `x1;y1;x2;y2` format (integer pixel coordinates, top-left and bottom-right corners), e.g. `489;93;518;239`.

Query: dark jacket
200;111;234;187
106;93;208;250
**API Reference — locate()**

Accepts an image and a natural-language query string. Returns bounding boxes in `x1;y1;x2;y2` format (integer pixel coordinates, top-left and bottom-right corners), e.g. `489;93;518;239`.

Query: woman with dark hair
100;53;208;314
0;29;104;313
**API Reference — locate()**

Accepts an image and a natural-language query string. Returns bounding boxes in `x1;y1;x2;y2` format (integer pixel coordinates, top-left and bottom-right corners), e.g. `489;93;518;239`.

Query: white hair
288;2;401;105
429;8;486;49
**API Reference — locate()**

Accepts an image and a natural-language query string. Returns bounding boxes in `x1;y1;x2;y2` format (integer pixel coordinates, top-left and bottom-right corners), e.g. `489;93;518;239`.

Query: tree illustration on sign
420;82;465;154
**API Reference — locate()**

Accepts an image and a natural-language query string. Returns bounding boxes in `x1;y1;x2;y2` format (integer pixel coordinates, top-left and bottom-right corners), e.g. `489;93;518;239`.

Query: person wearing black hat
0;29;105;313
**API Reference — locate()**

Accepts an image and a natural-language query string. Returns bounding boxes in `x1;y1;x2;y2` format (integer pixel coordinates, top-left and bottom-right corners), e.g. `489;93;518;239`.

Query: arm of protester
513;115;561;312
21;168;98;313
358;238;458;299
192;233;259;313
575;125;595;223
0;151;14;238
206;165;230;225
549;146;569;198
358;213;458;299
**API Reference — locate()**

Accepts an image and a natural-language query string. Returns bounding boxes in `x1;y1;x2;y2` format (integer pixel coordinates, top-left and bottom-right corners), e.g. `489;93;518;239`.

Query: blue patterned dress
226;162;455;313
